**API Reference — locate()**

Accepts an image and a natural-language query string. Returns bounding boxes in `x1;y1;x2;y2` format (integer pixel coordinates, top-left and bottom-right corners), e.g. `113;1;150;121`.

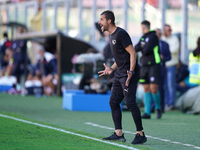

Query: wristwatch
129;70;135;75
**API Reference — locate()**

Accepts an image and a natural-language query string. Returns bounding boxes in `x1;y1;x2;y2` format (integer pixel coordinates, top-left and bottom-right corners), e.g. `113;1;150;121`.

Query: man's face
98;14;109;32
4;49;12;62
38;49;44;58
164;26;171;37
18;27;23;34
141;25;146;34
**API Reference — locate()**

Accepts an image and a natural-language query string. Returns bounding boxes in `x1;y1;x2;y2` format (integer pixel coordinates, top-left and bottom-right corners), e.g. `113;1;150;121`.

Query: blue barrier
0;85;12;92
63;90;113;112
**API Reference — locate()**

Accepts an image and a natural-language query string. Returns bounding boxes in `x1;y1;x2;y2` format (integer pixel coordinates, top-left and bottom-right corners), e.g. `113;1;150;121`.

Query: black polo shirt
109;27;139;78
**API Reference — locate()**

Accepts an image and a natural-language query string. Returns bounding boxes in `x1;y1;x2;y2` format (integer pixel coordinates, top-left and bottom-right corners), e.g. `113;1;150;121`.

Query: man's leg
150;84;161;109
120;76;147;144
159;75;165;112
167;66;176;107
149;64;162;118
142;84;152;117
139;66;151;118
121;76;144;133
109;78;124;136
164;74;169;107
103;78;126;142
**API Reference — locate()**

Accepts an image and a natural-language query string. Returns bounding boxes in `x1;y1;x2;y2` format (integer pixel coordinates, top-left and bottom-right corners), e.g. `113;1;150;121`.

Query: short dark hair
164;24;171;28
164;24;172;32
3;32;8;38
101;10;115;25
141;20;150;29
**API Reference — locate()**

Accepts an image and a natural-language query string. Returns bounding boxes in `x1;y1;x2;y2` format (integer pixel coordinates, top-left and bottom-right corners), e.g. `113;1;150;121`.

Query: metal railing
0;0;191;63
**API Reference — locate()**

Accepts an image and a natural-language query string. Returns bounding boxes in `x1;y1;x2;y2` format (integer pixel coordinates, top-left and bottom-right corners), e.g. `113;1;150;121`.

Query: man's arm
162;42;171;62
135;41;143;52
125;44;137;72
110;62;117;71
124;44;137;86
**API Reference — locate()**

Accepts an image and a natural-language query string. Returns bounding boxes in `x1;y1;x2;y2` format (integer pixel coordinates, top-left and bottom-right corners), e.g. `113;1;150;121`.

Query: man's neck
108;25;117;35
143;30;150;34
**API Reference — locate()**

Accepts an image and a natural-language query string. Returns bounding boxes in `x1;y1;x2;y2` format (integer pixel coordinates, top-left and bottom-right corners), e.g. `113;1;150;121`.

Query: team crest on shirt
150;76;155;82
112;40;116;45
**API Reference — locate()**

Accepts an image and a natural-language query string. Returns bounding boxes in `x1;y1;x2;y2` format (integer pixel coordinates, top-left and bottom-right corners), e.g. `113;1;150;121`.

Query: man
151;28;171;113
43;50;58;96
135;21;162;119
189;37;200;85
0;48;17;87
0;32;12;70
98;10;146;144
161;24;180;110
0;48;14;77
11;27;28;84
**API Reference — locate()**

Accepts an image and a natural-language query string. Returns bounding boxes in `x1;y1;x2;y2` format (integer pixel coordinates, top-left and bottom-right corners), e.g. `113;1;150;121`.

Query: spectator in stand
0;48;17;87
79;74;92;90
11;27;27;84
162;24;180;111
192;37;200;57
0;32;12;71
151;28;171;113
34;46;49;79
188;37;200;85
23;46;49;96
176;60;190;94
43;51;58;96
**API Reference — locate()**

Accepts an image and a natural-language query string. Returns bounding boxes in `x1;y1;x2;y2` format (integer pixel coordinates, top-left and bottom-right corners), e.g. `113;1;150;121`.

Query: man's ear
108;19;111;24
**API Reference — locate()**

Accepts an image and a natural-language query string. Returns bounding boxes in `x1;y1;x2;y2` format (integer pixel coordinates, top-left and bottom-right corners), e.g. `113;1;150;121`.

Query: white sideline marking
85;122;200;149
0;114;138;150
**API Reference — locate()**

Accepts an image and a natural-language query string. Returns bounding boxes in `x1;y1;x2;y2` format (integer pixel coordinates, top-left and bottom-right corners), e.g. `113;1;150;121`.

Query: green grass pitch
0;93;200;150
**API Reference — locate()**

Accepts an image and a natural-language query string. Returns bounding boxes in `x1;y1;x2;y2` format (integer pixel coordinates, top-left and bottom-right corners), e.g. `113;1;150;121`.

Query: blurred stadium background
0;0;200;59
0;1;200;149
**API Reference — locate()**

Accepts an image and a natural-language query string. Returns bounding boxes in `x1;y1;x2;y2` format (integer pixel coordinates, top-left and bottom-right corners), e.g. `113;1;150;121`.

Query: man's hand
179;81;186;87
125;71;133;87
98;63;113;77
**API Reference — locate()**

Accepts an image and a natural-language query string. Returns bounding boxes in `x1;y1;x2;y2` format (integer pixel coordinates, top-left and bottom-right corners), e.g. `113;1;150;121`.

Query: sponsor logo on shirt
145;37;149;42
112;40;116;45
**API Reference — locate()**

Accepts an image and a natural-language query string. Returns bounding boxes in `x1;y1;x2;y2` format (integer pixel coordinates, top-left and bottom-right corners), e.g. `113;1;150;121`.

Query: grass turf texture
0;93;200;150
0;116;129;150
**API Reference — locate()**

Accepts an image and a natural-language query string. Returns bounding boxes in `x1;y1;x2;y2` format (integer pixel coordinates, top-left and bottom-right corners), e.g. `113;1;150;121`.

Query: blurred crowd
0;22;200;111
76;22;200;113
0;27;58;96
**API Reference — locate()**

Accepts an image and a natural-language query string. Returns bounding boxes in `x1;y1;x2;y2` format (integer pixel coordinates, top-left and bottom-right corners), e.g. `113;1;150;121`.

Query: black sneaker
156;109;162;119
141;113;151;119
131;132;147;145
103;132;126;142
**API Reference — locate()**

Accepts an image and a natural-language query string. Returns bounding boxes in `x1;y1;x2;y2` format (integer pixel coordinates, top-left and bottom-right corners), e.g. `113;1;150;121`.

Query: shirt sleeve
118;30;132;49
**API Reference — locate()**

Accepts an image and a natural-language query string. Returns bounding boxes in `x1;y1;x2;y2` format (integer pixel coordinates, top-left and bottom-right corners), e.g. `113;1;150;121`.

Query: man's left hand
125;71;133;87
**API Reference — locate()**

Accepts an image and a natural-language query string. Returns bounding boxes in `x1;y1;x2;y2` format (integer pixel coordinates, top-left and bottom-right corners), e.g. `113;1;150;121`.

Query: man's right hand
98;63;113;77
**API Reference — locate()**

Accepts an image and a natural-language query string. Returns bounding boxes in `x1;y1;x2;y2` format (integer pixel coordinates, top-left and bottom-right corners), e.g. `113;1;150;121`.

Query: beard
101;24;108;32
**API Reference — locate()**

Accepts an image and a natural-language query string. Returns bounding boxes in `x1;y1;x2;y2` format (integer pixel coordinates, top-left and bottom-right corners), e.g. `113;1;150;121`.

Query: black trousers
109;73;143;131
